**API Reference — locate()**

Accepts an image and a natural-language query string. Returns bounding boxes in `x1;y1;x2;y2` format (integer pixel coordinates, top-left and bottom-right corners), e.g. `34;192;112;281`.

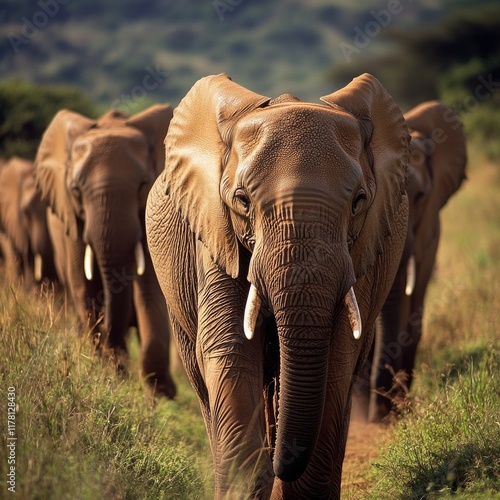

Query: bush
0;79;95;159
370;351;500;498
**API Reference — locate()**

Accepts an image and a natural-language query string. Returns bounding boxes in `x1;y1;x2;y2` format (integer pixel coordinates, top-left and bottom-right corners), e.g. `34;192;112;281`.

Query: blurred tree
329;4;500;111
0;80;95;159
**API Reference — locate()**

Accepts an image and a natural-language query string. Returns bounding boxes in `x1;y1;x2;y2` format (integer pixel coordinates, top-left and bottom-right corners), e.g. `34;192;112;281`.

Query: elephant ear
164;74;270;278
404;101;467;209
321;73;410;276
34;110;95;240
127;104;173;176
405;101;467;257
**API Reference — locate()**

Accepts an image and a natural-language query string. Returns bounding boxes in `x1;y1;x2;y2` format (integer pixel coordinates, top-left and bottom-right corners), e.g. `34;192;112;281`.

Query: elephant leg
0;233;20;282
133;245;176;399
197;246;273;499
368;250;412;422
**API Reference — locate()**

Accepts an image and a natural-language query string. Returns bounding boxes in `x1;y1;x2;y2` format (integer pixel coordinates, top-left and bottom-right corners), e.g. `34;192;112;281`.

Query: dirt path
341;420;392;499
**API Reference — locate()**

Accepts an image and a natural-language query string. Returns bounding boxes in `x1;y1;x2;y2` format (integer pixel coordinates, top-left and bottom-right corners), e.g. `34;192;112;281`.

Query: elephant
34;105;176;399
0;156;57;285
354;101;467;423
146;73;410;497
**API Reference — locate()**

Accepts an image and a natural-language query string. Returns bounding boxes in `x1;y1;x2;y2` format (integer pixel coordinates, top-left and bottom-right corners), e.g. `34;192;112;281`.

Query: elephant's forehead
233;104;363;165
229;104;364;197
72;127;149;166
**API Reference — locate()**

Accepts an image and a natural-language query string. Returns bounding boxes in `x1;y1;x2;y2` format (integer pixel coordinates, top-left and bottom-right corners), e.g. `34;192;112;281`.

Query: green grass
0;285;212;499
366;144;500;499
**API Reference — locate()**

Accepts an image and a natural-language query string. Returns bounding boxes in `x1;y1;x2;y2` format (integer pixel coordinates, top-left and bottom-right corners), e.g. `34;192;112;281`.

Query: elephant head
147;73;409;494
365;101;467;423
34;105;172;366
0;157;56;284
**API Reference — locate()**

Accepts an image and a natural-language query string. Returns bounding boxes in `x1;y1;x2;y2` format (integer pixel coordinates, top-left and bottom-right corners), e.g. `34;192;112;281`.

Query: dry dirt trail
341;419;392;498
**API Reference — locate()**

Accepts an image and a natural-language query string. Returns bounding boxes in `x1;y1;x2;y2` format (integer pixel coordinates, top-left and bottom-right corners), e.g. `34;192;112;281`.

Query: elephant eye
352;189;367;215
234;189;251;213
71;184;82;201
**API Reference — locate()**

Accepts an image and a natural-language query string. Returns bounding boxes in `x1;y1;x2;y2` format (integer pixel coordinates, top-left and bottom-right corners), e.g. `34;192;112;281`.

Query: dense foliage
0;80;94;159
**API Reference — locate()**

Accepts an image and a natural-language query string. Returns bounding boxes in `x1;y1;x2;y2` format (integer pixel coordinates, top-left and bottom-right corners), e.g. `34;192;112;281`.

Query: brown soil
341;419;391;499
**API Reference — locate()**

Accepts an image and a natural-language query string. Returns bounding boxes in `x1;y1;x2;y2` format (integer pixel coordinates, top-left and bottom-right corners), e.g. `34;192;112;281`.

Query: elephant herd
1;73;466;498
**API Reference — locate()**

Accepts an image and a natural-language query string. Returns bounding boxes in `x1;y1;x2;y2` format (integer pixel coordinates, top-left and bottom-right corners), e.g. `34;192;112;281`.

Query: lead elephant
146;73;410;497
34;105;176;398
0;156;57;285
356;101;467;423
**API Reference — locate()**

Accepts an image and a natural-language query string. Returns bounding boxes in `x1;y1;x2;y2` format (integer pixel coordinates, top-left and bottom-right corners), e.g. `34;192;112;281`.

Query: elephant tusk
244;284;262;340
84;244;94;281
344;287;362;340
135;242;146;276
405;255;416;296
34;254;43;282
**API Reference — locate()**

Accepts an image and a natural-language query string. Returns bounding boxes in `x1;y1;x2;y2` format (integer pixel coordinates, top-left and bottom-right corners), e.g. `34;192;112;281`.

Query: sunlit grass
0;284;211;499
364;144;500;498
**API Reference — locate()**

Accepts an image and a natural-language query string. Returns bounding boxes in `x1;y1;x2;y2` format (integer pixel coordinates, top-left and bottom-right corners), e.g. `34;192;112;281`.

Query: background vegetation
2;0;499;159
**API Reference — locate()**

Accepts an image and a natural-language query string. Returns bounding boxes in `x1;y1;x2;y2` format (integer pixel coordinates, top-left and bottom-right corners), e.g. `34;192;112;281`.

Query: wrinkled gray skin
353;101;467;423
0;157;57;285
146;73;409;498
34;106;176;398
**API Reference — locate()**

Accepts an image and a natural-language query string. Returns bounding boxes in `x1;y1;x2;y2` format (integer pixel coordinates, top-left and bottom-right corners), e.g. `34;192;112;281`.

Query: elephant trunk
100;261;134;363
273;305;332;482
250;213;356;482
85;191;141;360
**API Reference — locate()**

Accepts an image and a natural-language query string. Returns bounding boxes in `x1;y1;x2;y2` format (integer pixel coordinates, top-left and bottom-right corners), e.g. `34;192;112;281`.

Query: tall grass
0;285;211;499
366;145;500;499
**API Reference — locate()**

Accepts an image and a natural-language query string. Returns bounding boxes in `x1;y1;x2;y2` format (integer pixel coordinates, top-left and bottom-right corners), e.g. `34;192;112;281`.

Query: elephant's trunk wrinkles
252;210;356;483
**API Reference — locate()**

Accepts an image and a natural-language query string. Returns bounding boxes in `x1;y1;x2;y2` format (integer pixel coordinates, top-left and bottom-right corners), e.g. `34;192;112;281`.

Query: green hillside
1;0;456;109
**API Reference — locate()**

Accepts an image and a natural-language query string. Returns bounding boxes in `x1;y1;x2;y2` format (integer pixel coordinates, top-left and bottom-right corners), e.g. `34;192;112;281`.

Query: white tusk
84;244;94;281
405;255;416;296
344;287;362;340
34;254;43;282
244;284;262;340
135;242;145;276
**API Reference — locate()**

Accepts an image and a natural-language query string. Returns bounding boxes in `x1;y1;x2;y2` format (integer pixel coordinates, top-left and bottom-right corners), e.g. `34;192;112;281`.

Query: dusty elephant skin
146;73;410;498
34;105;176;399
354;101;467;423
0;156;57;285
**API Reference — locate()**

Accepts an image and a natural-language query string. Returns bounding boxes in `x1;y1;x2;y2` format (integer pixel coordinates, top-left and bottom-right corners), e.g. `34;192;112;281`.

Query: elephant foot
145;373;177;400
